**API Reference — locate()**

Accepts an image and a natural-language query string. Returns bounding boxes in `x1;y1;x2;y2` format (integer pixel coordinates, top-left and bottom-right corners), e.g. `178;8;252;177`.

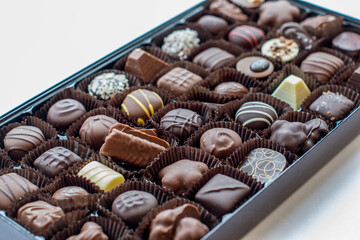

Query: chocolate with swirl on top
276;22;316;50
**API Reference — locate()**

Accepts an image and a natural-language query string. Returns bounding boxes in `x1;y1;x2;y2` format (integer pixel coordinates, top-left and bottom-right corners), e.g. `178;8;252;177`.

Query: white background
1;1;360;240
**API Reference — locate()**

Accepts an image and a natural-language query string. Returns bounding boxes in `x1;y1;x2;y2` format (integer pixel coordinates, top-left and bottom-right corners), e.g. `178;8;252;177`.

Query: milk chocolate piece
276;22;316;50
52;186;89;201
79;115;119;150
4;125;45;161
125;48;169;84
160;108;203;141
0;173;39;209
193;47;235;71
77;161;125;192
301;15;343;38
258;0;300;27
66;222;108;240
228;25;265;49
238;148;287;184
210;0;248;22
149;204;200;240
158;159;209;195
200;128;242;159
174;217;209;240
309;91;354;121
213;82;248;96
121;89;164;126
270;118;329;154
261;37;299;63
194;174;251;216
271;74;311;110
300;52;344;84
17;200;65;235
332;32;360;57
100;123;169;167
88;72;129;100
111;190;158;227
347;66;360;92
236;57;274;79
157;67;203;96
47;99;86;130
235;101;278;130
34;147;82;178
197;15;228;35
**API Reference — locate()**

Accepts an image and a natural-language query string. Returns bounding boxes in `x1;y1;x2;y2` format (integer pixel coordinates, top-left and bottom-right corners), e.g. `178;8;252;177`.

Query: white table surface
1;1;360;240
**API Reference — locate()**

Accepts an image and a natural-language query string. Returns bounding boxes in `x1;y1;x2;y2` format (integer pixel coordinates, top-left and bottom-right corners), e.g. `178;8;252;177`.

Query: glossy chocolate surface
210;0;248;21
193;47;235;71
258;1;300;27
236;56;274;79
52;186;89;200
66;222;108;240
276;22;315;50
228;25;265;49
213;82;248;96
197;15;228;35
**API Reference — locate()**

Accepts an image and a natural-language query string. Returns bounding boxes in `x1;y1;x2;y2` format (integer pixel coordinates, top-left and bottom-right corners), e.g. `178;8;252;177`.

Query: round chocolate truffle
52;186;89;200
88;72;129;100
160;108;203;141
79;115;118;150
213;82;248;96
261;37;299;62
112;190;158;227
332;31;360;57
46;98;86;130
4;125;45;161
228;25;265;49
235;101;278;130
236;56;274;79
200;128;242;159
121;89;164;126
197;15;228;35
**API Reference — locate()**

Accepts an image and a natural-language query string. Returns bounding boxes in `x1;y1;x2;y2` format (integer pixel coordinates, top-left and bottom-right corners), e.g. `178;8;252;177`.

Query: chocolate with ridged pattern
193;47;235;71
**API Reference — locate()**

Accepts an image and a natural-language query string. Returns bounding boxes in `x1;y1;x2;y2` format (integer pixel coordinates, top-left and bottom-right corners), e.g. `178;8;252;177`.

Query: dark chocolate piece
88;72;129;100
197;15;228;35
213;82;248;96
193;47;235;71
157;67;203;97
4;125;45;161
238;148;287;184
0;173;39;209
121;89;164;126
347;66;360;92
309;91;354;121
34;146;82;178
174;217;209;240
332;31;360;57
228;25;265;49
236;56;274;79
209;0;248;22
158;159;209;195
270;118;329;154
276;22;315;50
258;1;300;27
111;190;158;227
231;0;264;9
160;108;203;141
17;200;65;235
47;99;86;130
125;48;169;84
200;128;242;159
300;52;344;84
235;101;278;130
66;222;108;240
52;186;89;200
79;115;118;150
301;15;343;38
195;174;251;216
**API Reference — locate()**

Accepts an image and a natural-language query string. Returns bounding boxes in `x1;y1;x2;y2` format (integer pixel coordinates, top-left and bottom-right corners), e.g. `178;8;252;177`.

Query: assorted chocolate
66;222;108;240
52;186;89;201
197;15;228;35
88;72;129;100
261;36;300;62
236;56;274;79
228;25;265;49
258;0;300;27
332;31;360;57
213;81;248;96
193;47;235;71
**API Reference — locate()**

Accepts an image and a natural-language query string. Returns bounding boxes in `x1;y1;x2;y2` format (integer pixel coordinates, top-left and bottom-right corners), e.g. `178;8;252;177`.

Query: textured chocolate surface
149;204;200;240
112;190;158;227
258;1;300;27
34;147;82;178
121;89;164;126
174;217;209;240
158;159;209;195
236;57;274;79
276;22;315;50
197;15;228;35
332;31;360;57
17;200;65;235
160;108;203;141
52;186;89;201
238;148;287;184
66;222;108;240
270;118;329;154
79;115;118;150
347;66;360;92
157;67;203;96
0;173;39;209
193;47;235;71
125;48;169;83
210;0;248;22
4;125;45;161
300;52;344;84
230;0;264;9
100;123;169;167
195;174;251;216
213;82;248;96
228;25;265;49
47;99;86;130
88;72;129;100
200;128;242;159
309;91;354;121
261;37;299;62
235;101;278;130
301;15;342;38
